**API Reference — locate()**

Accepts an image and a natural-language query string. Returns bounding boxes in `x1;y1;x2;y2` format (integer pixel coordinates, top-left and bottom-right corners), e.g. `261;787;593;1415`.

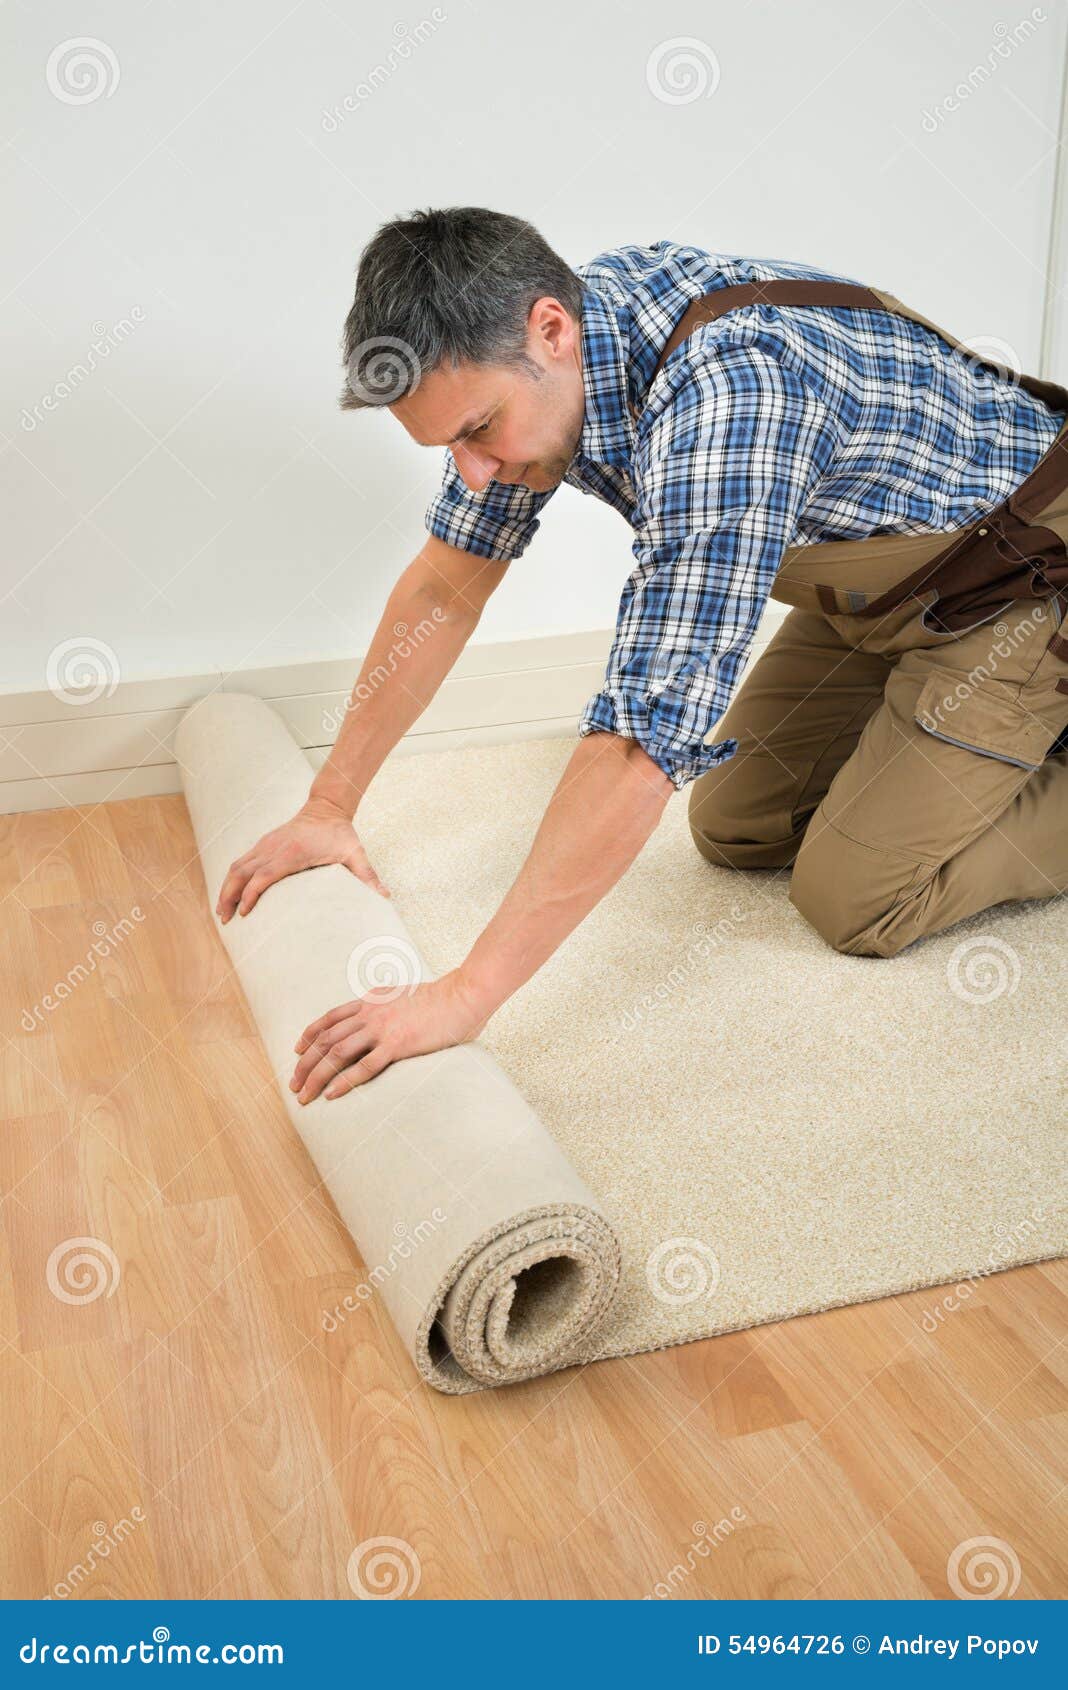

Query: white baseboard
0;606;790;816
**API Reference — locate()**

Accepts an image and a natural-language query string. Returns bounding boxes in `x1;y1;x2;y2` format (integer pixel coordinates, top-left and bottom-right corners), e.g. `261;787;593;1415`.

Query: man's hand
286;731;672;1099
288;971;488;1100
216;797;389;923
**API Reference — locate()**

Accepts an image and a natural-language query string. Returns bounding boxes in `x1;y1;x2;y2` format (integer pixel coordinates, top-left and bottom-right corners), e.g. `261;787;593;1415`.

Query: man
215;206;1068;1101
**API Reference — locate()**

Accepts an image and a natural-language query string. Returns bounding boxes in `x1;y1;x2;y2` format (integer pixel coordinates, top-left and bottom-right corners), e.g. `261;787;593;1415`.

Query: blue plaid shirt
425;242;1065;788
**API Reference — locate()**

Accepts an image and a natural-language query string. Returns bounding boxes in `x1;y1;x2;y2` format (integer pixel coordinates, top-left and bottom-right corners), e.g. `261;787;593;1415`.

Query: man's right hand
215;796;389;923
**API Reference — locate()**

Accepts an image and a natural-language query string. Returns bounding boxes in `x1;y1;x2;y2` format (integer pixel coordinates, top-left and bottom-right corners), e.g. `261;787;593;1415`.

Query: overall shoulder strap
647;278;1068;415
647;280;884;382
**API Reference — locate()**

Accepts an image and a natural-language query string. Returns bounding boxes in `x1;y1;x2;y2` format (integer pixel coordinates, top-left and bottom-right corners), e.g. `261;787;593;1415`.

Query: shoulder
580;243;870;380
575;240;731;312
636;328;839;460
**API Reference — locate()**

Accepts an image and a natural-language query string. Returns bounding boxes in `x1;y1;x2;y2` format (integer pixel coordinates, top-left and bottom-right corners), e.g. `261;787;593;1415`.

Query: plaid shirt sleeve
424;449;558;561
578;341;841;789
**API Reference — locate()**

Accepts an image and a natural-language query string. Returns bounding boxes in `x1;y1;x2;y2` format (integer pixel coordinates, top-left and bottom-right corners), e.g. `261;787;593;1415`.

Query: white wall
4;0;1066;693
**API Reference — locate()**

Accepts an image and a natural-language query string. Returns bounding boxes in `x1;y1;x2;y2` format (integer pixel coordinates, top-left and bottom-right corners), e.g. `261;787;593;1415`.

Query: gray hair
339;206;585;410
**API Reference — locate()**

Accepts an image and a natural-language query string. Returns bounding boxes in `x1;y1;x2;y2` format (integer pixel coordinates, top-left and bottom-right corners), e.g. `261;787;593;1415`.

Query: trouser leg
788;599;1068;956
862;746;1068;949
688;606;893;870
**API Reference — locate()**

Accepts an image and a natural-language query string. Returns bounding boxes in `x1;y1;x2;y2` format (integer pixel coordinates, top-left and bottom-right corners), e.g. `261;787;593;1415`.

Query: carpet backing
175;694;619;1394
176;695;1066;1393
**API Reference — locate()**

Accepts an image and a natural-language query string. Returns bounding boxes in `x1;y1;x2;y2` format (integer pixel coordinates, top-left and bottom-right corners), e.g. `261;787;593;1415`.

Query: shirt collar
576;285;637;470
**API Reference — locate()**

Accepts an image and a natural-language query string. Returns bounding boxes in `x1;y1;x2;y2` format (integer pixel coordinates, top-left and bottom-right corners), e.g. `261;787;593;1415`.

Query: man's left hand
289;971;488;1102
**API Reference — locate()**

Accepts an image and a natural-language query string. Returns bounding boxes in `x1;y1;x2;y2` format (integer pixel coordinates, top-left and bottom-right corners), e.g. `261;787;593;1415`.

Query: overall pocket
918;597;1015;639
913;664;1061;771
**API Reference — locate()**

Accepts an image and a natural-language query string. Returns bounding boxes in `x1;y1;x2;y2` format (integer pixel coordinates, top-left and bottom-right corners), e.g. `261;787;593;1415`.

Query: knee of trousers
787;812;923;958
687;761;805;869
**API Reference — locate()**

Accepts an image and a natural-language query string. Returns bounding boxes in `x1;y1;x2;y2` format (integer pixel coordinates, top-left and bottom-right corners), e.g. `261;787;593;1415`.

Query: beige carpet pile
177;695;1066;1394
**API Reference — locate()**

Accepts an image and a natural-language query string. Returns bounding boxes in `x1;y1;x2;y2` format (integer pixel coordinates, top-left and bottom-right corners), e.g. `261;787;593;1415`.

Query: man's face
390;296;586;495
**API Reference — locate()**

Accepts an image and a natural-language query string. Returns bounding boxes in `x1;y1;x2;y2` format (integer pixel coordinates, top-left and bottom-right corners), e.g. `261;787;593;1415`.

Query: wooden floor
1;792;1065;1600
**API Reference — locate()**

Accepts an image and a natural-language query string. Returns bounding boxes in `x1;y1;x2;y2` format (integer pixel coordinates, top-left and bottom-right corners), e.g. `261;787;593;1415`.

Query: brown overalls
654;280;1068;957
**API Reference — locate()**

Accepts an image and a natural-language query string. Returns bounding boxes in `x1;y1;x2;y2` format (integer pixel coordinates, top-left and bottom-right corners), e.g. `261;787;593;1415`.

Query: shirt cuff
424;501;539;562
578;689;738;790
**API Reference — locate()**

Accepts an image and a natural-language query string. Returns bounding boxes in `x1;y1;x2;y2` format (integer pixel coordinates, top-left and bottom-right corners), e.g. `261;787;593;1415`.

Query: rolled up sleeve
425;450;558;561
579;339;840;789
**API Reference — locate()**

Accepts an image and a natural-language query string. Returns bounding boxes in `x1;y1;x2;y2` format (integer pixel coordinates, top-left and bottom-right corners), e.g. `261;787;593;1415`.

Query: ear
528;295;579;361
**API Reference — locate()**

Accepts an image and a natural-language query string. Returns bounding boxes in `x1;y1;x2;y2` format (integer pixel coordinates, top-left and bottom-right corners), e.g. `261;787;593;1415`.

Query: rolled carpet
174;692;620;1395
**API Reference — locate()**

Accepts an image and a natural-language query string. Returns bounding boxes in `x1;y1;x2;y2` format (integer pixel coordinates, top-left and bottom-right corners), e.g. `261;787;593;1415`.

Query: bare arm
309;533;510;816
217;534;506;920
290;730;675;1099
455;732;674;1016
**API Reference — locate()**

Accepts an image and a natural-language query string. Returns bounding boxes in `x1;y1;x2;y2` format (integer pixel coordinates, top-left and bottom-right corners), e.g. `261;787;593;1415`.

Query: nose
451;443;503;493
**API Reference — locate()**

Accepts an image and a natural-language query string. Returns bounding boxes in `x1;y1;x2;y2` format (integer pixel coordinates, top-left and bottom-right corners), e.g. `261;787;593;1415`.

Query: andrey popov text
695;1634;1040;1659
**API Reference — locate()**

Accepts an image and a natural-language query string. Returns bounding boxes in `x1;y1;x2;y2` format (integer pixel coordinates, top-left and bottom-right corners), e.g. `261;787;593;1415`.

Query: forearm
456;732;674;1020
309;568;478;817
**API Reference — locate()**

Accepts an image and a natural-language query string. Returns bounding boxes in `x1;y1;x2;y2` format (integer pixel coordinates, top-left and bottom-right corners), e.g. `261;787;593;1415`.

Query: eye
473;418;493;435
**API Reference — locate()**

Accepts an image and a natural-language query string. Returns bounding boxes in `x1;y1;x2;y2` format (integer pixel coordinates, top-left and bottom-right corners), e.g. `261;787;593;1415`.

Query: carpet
177;695;1067;1393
